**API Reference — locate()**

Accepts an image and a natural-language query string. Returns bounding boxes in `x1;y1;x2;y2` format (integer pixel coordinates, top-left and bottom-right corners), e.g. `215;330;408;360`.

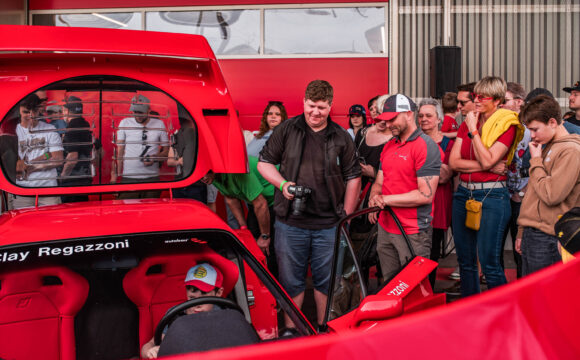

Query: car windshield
0;229;307;359
0;75;196;189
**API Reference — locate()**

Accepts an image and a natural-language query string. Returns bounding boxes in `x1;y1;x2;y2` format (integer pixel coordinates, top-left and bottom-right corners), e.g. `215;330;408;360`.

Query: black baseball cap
64;96;83;114
348;104;366;117
563;81;580;93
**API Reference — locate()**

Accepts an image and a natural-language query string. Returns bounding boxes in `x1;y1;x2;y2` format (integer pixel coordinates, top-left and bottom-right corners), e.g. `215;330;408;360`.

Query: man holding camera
258;80;361;332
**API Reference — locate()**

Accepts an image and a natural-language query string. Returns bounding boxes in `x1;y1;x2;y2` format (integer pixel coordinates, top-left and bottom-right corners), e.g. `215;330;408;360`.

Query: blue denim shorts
274;220;336;297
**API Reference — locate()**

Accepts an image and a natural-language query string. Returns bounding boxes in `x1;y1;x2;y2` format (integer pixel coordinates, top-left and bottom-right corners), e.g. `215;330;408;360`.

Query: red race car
0;25;443;360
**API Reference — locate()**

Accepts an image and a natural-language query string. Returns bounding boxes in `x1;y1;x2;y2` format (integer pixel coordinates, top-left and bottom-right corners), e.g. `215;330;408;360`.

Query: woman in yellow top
449;76;524;297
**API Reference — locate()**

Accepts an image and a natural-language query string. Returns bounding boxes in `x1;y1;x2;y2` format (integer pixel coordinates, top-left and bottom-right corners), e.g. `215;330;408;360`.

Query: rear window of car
0;75;197;189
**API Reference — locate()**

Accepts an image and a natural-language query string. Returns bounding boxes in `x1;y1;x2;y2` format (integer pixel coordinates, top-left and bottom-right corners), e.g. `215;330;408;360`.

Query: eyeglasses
457;99;472;107
472;93;493;102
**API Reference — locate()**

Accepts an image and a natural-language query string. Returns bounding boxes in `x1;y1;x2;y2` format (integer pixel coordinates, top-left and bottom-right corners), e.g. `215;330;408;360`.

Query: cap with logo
129;94;151;113
64;96;83;114
184;262;223;292
348;104;366;117
376;94;417;121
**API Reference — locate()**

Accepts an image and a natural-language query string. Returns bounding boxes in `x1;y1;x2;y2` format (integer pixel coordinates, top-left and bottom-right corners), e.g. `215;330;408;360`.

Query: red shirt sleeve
495;125;517;147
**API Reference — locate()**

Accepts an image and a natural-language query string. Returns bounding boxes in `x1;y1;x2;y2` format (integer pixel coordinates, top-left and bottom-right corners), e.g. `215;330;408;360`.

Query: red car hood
182;255;580;360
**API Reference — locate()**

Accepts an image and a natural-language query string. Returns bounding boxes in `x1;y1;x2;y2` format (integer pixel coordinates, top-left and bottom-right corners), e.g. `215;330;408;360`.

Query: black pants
429;228;446;287
501;199;523;278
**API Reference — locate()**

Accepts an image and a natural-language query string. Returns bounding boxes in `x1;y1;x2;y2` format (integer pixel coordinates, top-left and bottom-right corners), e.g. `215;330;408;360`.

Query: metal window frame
29;2;389;60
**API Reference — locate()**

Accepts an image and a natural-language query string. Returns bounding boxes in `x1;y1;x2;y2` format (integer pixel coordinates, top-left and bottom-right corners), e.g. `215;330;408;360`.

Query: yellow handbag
465;198;483;231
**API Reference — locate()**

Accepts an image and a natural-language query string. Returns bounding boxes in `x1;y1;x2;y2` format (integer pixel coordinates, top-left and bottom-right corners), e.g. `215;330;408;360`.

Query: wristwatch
467;129;479;139
260;234;270;240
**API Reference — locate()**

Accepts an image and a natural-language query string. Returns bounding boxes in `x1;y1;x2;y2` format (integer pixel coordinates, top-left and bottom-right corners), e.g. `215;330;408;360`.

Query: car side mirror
351;294;403;328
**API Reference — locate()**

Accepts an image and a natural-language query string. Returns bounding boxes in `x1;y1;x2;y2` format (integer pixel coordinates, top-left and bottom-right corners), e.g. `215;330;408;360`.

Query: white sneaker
449;266;460;280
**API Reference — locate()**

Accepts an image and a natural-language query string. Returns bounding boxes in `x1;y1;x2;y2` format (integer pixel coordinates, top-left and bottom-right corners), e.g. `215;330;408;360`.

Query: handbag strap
468;140;501;202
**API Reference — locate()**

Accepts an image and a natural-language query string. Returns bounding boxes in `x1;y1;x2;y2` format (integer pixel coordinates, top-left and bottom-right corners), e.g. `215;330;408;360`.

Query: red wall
29;0;387;10
219;58;388;131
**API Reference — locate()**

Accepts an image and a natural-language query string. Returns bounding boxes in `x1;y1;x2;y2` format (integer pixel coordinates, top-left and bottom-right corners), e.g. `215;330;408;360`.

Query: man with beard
111;94;168;198
368;94;442;281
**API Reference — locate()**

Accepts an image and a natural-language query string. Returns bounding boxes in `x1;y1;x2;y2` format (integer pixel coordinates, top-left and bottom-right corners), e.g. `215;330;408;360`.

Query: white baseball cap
184;263;223;292
376;94;417;121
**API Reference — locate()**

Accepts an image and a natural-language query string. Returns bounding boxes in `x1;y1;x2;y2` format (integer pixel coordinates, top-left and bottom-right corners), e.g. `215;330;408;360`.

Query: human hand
515;237;522;255
142;155;155;167
368;211;378;224
369;194;388;209
281;181;296;200
143;346;159;359
360;163;375;178
201;172;215;185
257;237;270;256
490;160;507;175
529;141;542;158
465;111;479;133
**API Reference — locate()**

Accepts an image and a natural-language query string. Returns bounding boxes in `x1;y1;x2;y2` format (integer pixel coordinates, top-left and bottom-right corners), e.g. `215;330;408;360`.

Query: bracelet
279;180;288;192
471;129;479;137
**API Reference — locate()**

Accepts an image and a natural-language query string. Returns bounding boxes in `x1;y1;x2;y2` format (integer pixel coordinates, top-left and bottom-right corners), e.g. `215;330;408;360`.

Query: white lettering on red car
37;240;129;257
388;280;410;297
0;251;30;262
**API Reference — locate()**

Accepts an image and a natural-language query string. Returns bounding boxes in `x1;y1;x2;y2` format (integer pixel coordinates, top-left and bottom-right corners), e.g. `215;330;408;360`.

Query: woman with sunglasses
449;76;524;297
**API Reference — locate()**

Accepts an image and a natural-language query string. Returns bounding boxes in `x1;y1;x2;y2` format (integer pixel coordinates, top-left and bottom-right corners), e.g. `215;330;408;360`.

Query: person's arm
528;143;580;206
250;194;271;254
257;161;295;200
141;336;161;359
24;150;64;176
143;145;169;167
449;137;485;173
166;147;182;167
439;163;453;184
360;162;376;178
371;175;440;208
111;143;124;183
442;131;457;139
465;111;511;170
367;169;384;224
61;151;79;177
224;196;248;228
343;177;361;215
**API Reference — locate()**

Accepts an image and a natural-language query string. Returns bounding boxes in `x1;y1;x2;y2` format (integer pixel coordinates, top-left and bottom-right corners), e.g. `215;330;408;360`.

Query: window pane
1;76;199;188
33;13;142;30
146;11;260;55
265;7;386;55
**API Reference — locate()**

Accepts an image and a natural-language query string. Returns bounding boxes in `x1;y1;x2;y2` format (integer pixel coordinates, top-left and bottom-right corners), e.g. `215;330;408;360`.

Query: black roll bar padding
324;206;416;328
335;206;416;258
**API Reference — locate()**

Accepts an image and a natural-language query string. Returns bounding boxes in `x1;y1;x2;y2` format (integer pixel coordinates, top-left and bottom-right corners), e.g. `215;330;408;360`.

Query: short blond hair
474;76;506;102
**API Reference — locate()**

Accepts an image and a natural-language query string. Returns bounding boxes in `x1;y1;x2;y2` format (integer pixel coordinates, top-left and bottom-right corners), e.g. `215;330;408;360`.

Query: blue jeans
274;220;336;297
521;227;561;276
452;185;510;297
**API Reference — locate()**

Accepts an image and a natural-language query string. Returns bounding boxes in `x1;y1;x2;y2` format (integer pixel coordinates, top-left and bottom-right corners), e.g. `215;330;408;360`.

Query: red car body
0;25;445;360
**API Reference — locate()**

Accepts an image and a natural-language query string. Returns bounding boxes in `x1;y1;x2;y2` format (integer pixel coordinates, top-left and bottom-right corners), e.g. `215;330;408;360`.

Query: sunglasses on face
458;99;472;106
472;93;493;102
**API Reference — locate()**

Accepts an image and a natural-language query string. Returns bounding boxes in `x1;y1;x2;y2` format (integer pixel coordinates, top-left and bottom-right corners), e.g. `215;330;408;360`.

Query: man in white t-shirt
111;94;169;198
13;93;64;209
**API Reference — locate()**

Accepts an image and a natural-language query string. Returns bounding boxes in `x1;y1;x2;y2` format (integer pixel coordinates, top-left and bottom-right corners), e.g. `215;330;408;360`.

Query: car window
326;228;366;322
0;230;300;359
0;75;196;188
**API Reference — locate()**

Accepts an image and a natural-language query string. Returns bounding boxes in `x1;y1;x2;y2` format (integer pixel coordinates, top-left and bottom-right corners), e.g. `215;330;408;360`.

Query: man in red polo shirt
369;94;442;281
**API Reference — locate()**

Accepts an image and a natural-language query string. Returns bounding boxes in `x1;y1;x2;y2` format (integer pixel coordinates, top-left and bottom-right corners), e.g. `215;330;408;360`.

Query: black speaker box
429;46;461;99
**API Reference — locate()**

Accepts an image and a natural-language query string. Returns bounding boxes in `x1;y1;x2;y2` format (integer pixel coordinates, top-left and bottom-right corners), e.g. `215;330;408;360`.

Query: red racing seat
123;248;239;350
0;266;89;360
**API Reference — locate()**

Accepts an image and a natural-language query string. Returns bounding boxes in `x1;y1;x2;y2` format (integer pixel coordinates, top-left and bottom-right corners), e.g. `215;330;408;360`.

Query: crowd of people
6;77;580;328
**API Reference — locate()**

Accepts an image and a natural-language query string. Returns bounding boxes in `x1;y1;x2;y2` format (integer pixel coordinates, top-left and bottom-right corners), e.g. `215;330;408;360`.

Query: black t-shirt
62;117;92;182
354;129;387;189
285;126;338;229
568;116;580;127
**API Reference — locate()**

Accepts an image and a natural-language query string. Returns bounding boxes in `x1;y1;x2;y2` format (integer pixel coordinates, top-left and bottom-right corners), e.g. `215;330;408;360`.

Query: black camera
287;185;312;216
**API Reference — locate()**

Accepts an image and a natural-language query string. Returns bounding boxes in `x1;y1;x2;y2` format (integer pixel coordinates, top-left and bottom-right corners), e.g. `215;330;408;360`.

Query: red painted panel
219;58;389;131
29;0;385;11
0;0;24;11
